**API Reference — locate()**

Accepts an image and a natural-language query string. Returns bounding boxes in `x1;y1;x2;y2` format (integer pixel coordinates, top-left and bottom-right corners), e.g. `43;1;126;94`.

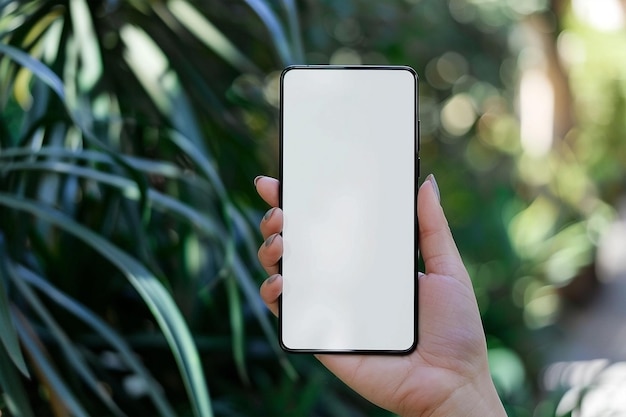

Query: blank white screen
280;66;417;352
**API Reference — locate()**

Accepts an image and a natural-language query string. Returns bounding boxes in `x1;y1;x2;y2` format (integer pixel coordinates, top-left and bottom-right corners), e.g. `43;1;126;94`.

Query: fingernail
263;207;276;221
265;274;279;285
264;233;277;247
254;176;264;186
426;174;440;202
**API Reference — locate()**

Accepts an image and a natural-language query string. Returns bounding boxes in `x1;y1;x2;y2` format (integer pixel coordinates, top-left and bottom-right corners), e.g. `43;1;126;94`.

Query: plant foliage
0;0;305;415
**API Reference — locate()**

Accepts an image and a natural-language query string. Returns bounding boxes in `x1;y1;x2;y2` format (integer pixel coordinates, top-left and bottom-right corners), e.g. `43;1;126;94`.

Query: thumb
418;175;470;284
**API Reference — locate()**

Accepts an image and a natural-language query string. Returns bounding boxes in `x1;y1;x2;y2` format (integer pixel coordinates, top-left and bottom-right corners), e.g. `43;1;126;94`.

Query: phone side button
417;156;420;179
417;120;421;153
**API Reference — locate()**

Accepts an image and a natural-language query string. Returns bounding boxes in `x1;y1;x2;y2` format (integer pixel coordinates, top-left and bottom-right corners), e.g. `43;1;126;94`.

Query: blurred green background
1;0;626;415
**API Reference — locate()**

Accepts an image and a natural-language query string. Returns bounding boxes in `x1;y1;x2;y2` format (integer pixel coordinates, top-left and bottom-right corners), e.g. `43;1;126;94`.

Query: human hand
255;174;507;417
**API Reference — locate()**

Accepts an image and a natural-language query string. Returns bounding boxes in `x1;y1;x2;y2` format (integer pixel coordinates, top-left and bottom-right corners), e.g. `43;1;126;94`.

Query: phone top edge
282;64;418;79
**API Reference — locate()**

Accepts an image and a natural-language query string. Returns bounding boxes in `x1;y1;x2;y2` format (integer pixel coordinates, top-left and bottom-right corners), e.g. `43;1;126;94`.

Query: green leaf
0;237;29;377
0;337;34;417
14;264;177;417
14;313;89;417
9;265;127;417
279;0;305;63
0;194;213;417
68;0;103;90
225;273;249;385
0;146;215;193
0;160;223;239
0;41;151;225
0;43;65;99
167;129;228;199
231;256;298;381
167;0;260;74
243;0;294;65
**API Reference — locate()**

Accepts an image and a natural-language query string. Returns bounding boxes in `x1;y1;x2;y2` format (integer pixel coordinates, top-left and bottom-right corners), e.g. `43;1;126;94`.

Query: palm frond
15;263;177;416
0;194;213;417
0;0;304;414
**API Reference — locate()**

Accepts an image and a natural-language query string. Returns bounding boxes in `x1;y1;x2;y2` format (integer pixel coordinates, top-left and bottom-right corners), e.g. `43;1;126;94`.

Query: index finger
254;176;280;207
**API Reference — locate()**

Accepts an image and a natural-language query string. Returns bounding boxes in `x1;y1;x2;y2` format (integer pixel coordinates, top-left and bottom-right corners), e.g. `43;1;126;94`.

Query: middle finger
260;207;283;239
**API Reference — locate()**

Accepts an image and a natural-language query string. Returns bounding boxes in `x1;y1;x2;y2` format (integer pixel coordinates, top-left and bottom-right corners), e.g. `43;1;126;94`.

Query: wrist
426;371;507;417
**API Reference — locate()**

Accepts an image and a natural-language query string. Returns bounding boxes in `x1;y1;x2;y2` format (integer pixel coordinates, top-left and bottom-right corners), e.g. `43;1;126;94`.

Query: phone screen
279;66;419;353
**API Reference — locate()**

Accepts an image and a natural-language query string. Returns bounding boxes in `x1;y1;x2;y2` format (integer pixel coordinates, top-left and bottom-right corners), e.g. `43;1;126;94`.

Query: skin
255;175;508;417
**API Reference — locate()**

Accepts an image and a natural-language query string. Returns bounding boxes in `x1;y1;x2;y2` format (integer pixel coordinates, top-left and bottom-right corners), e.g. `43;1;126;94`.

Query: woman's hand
255;174;507;417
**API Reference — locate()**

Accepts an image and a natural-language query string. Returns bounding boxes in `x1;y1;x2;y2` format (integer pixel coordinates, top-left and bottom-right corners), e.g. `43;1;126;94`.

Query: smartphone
279;65;419;353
